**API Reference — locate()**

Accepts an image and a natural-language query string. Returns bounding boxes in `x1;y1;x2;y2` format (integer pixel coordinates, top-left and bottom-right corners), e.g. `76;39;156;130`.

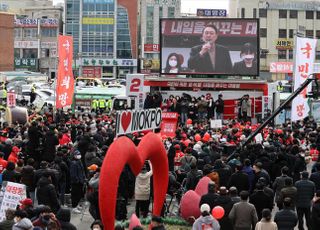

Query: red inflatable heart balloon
195;176;211;196
180;190;201;219
99;133;169;230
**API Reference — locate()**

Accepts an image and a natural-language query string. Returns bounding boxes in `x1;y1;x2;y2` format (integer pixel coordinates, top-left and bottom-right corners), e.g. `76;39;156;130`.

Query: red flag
56;35;74;108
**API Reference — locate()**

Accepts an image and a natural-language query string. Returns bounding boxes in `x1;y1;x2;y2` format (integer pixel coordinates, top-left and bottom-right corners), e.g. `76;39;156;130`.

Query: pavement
70;163;314;229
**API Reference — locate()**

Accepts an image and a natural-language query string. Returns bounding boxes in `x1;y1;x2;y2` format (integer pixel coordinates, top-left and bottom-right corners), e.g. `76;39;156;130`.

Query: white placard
210;119;222;129
116;108;162;136
0;182;26;221
126;74;145;109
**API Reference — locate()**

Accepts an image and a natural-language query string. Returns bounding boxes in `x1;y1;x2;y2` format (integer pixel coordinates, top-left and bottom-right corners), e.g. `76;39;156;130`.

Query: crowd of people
0;91;320;230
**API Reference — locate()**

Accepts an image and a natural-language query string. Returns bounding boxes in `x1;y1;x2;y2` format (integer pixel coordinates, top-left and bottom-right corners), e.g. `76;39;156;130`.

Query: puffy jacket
20;165;35;191
274;208;298;230
36;176;60;213
56;208;77;230
12;218;33;230
192;215;220;230
295;179;315;208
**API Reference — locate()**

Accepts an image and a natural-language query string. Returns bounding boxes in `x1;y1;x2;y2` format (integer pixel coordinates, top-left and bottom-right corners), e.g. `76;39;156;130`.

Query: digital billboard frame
159;18;260;77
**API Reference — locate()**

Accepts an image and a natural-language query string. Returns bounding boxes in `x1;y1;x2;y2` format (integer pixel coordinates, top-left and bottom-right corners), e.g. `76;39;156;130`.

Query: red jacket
311;149;319;161
8;153;18;164
59;133;72;145
0;158;7;173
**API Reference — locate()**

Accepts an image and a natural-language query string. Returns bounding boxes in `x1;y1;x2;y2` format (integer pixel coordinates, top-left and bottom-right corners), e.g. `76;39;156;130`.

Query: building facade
230;0;320;80
13;6;63;78
139;0;181;73
65;0;138;79
0;13;14;71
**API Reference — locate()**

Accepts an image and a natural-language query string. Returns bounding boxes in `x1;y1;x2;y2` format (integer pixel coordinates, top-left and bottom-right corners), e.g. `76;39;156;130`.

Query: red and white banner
161;19;257;37
144;44;160;53
126;74;145;109
291;37;317;121
6;92;16;107
270;62;293;73
160;112;178;138
56;35;74;109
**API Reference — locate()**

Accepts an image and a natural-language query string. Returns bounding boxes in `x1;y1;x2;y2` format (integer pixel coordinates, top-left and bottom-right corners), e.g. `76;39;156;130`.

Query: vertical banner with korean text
291;37;317;121
56;35;74;108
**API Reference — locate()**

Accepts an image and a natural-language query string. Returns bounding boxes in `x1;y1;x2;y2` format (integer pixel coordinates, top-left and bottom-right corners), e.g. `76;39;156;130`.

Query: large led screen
160;18;259;76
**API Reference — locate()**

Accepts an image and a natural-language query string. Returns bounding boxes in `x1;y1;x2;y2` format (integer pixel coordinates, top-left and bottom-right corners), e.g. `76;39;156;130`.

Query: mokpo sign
115;108;162;136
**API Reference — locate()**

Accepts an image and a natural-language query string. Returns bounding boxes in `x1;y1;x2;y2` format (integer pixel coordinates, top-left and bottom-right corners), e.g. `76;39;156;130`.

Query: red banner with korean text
56;35;74;109
291;37;317;121
160;112;178;138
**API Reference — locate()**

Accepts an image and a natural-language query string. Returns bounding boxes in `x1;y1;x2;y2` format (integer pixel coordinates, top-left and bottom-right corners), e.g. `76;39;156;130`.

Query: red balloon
195;134;201;142
187;119;192;125
99;133;169;230
212;206;225;220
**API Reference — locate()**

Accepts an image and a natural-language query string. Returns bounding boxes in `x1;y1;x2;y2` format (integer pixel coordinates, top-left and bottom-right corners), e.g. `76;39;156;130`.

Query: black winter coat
249;190;273;220
312;199;320;229
310;171;320;191
295;179;315;208
20;165;35;191
56;208;77;230
42;131;59;162
36;176;60;213
213;195;233;230
274;208;298;230
228;171;250;193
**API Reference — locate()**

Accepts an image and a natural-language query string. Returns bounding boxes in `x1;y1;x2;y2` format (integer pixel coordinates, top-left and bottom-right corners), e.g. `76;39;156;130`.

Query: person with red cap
19;198;35;219
8;146;20;164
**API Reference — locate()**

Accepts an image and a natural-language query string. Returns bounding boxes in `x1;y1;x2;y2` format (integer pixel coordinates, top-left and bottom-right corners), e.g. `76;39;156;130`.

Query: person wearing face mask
233;43;257;75
164;53;183;73
70;150;86;214
188;24;232;74
32;206;60;230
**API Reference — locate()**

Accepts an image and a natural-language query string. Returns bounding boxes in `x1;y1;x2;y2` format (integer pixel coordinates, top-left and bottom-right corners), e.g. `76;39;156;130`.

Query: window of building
260;28;267;37
23;49;37;58
117;6;132;58
241;8;245;18
168;6;175;18
289;10;298;18
306;11;314;19
317;11;320;19
259;8;267;17
41;28;57;37
41;49;50;58
23;28;37;38
289;29;294;38
279;10;287;18
316;51;320;60
278;50;287;59
278;29;287;38
14;49;20;58
159;6;163;18
14;28;22;38
253;8;257;18
316;30;320;39
260;49;268;59
289;50;293;59
306;30;314;38
146;6;154;44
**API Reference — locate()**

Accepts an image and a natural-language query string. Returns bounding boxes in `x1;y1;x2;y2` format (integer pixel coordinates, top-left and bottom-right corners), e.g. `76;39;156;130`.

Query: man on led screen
188;24;232;74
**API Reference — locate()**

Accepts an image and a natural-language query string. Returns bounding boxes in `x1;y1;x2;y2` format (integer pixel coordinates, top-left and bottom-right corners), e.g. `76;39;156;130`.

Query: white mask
169;60;177;67
75;155;81;160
